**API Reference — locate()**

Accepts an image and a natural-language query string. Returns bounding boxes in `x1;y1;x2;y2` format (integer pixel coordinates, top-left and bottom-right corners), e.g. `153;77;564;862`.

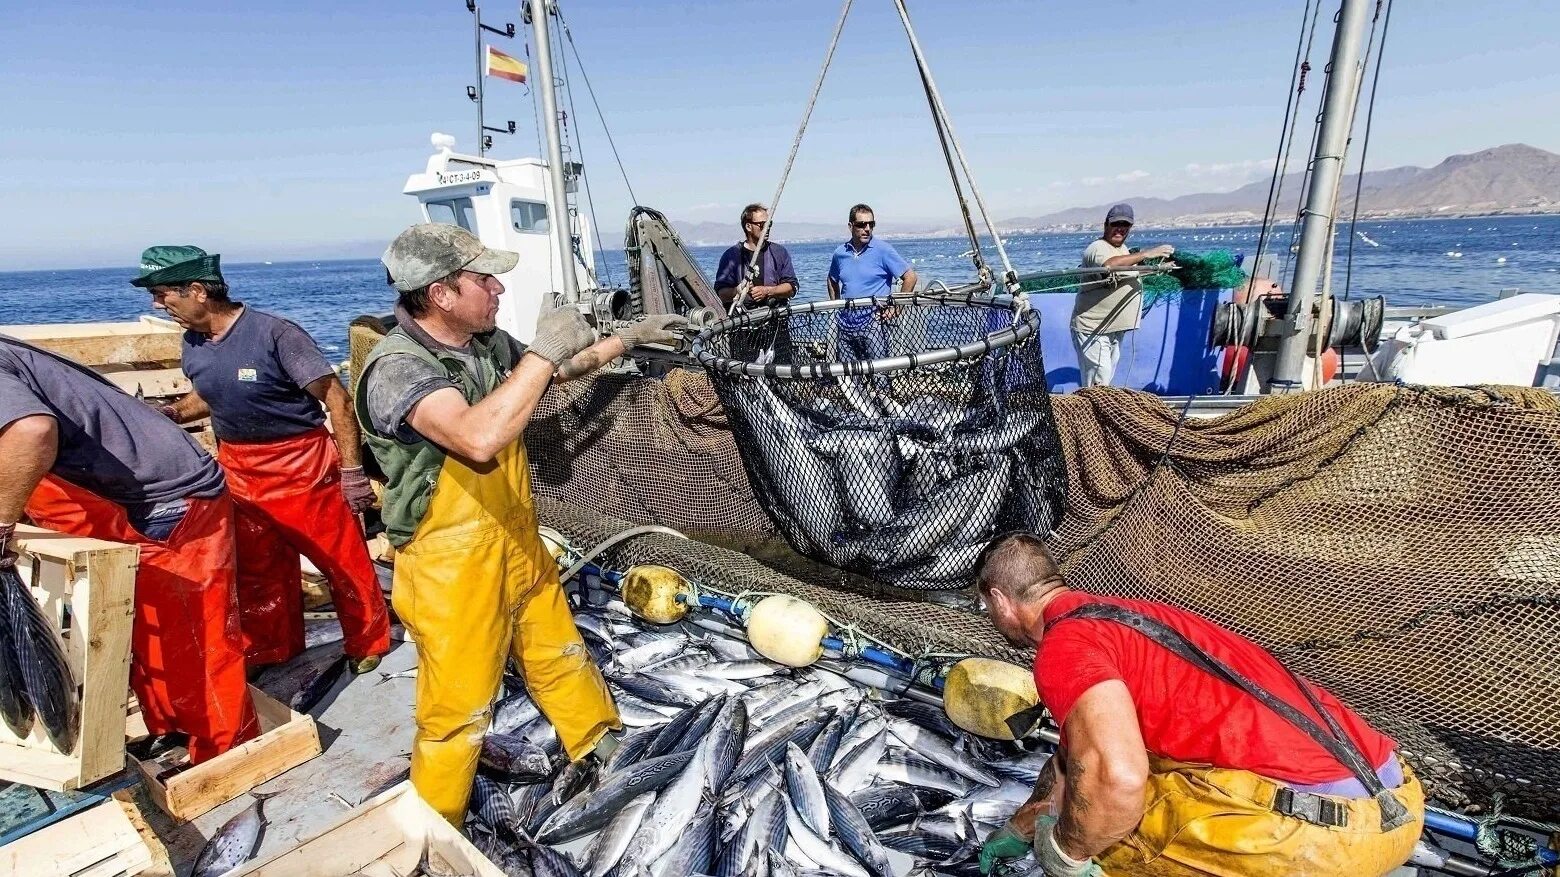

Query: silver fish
782;742;830;840
537;749;695;844
871;751;973;797
887;720;1000;787
191;791;279;877
783;791;868;877
651;801;717;877
822;781;894;877
584;791;654;877
610;717;712;867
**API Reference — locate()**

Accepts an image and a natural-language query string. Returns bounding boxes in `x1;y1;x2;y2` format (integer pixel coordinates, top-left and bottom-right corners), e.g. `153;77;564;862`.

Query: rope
730;0;856;315
1250;0;1320;287
1342;0;1392;302
555;12;613;287
559;524;690;583
912;53;988;286
1426;796;1552;869
889;0;1020;296
556;7;638;207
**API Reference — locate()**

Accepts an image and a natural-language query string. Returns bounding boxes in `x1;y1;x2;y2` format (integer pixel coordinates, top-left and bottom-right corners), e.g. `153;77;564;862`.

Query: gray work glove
614;313;690;349
339;466;377;515
529;307;597;366
0;523;16;571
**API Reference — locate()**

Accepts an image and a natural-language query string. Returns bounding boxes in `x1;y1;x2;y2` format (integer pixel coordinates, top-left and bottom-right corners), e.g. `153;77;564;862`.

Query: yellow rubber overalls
392;438;620;824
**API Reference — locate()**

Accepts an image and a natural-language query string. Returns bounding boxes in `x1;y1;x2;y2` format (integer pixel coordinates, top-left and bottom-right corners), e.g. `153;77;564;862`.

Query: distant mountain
999;144;1560;230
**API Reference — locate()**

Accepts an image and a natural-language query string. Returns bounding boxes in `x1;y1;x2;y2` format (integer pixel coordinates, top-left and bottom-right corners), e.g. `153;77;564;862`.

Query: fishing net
350;320;1560;821
1017;249;1248;309
690;292;1068;592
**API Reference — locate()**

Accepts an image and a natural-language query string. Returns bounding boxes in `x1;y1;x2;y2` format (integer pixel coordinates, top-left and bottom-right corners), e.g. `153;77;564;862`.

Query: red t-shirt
1033;592;1395;785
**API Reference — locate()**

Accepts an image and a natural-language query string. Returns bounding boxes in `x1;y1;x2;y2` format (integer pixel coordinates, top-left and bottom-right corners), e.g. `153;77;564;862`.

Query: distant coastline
682;209;1560;247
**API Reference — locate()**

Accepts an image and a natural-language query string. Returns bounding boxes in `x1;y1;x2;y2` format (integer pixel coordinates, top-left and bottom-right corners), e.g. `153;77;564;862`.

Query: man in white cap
1072;204;1174;387
355;222;686;823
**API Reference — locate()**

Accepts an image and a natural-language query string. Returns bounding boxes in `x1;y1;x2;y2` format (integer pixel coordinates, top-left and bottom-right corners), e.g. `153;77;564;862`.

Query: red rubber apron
218;426;389;665
25;477;259;763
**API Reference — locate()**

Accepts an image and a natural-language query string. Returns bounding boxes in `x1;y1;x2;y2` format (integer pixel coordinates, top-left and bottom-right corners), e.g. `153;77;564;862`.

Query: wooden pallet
130;688;321;822
230;782;504;877
0;799;153;877
0;528;138;791
0;319;182;369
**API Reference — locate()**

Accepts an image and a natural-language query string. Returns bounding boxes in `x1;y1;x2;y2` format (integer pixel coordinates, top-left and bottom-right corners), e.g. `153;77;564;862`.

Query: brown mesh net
350;322;1560;818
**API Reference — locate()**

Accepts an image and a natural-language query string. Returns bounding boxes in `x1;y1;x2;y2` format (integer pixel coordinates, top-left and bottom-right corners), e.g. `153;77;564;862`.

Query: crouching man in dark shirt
0;334;259;763
135;246;390;674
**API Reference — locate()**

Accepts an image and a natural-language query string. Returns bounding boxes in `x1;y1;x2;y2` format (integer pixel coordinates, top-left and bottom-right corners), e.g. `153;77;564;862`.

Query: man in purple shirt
137;245;389;674
714;203;799;310
827;203;917;362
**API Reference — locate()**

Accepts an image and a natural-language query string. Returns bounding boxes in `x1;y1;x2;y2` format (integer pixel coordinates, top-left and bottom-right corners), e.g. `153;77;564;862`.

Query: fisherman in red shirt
974;532;1424;877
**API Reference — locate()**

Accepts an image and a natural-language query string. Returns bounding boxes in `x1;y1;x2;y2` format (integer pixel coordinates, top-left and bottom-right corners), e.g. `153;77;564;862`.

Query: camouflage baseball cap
131;245;223;288
382;223;518;292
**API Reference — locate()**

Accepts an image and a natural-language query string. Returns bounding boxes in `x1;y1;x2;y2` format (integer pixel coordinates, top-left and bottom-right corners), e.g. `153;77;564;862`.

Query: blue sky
2;0;1557;270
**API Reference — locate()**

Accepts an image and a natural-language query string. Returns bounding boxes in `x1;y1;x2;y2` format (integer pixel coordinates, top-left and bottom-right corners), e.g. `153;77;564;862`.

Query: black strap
1052;602;1413;832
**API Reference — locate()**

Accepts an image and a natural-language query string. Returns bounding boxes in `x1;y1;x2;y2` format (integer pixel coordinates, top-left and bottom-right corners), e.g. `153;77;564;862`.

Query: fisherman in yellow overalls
356;223;687;823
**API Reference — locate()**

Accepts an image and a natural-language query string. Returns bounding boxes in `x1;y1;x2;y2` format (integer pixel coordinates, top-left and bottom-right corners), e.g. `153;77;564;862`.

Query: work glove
529;307;597;366
614;313;690;349
339;466;377;515
1034;815;1104;877
979;820;1032;875
0;523;14;571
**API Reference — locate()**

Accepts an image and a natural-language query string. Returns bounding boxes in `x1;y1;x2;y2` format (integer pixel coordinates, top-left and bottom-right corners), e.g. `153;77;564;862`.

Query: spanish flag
485;44;527;84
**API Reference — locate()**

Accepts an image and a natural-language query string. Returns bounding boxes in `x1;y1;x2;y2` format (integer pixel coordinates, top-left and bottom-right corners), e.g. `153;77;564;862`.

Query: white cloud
1183;158;1274;177
1080;176;1108;186
1115;169;1150;183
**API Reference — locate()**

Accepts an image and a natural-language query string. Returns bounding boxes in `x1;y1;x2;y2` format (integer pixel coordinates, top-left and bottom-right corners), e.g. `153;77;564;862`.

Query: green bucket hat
130;245;224;288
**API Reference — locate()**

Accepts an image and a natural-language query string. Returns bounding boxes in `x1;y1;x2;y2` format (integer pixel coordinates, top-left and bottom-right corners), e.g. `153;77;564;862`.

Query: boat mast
527;0;581;306
1269;0;1373;392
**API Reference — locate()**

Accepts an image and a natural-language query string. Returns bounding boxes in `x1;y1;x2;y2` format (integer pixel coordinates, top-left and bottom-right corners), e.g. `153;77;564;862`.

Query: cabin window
511;200;550;234
425;198;478;233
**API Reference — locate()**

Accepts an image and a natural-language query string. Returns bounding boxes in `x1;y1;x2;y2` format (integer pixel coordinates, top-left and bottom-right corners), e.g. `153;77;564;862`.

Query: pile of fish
723;376;1060;590
0;566;79;752
461;602;1048;877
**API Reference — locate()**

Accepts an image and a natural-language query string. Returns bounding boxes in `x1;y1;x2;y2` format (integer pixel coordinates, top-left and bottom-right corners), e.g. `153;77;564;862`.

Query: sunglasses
853;221;876;229
1107;221;1132;230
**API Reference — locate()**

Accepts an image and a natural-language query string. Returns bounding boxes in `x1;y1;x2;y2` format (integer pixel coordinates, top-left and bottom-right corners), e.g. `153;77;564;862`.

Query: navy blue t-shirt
0;335;225;505
182;307;336;442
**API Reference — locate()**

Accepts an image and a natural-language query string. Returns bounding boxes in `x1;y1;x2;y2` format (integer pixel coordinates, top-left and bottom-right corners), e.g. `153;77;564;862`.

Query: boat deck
126;638;420;875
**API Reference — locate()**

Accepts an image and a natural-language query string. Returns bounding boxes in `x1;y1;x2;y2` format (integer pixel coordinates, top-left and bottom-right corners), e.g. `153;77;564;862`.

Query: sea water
2;214;1557;359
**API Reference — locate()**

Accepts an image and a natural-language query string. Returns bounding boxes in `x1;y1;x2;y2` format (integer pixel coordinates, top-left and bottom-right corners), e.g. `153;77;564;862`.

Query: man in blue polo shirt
827;203;917;362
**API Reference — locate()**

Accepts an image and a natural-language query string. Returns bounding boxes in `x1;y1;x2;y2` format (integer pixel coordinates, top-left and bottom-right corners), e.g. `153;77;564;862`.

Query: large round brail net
693;292;1068;591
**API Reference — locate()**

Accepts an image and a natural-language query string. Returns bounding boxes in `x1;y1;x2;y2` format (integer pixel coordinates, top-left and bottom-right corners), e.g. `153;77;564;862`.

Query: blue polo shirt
829;237;909;331
828;237;909;300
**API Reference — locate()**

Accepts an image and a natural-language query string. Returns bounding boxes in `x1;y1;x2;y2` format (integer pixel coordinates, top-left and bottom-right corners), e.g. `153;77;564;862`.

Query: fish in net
693;291;1068;591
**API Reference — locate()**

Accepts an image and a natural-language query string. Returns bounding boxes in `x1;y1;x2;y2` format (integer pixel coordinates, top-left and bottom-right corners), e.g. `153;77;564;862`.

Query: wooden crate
0;527;138;791
231;781;504;877
0;799;153;877
131;689;320;822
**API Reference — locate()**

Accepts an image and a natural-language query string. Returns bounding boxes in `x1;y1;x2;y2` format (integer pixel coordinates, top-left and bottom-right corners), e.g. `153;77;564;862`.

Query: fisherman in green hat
135;246;391;674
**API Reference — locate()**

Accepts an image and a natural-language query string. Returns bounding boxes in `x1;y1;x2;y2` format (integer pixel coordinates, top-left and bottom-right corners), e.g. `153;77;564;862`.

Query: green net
1141;250;1248;306
1017;249;1247;307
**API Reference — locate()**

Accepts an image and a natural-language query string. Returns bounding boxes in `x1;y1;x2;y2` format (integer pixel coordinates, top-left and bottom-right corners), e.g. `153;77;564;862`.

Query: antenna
467;1;518;157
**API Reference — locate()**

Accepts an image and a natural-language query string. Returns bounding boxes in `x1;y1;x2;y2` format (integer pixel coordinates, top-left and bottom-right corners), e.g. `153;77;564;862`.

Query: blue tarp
1031;289;1232;395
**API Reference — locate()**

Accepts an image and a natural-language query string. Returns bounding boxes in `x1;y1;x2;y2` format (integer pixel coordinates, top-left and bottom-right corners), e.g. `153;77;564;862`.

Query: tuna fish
3;567;76;752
